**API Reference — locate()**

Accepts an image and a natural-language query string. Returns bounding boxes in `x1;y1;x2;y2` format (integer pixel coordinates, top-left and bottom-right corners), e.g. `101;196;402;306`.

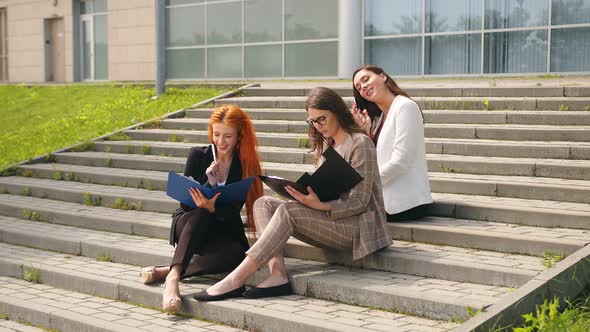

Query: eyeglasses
305;116;327;128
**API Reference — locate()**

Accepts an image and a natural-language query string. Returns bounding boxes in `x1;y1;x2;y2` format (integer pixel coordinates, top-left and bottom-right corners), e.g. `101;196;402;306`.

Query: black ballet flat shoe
193;285;246;302
242;282;293;299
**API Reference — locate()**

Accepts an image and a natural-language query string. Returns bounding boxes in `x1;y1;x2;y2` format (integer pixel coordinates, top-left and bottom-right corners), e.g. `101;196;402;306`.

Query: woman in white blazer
352;65;433;222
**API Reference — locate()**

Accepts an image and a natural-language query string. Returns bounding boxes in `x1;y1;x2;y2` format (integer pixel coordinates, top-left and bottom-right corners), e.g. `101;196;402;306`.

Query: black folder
259;146;363;202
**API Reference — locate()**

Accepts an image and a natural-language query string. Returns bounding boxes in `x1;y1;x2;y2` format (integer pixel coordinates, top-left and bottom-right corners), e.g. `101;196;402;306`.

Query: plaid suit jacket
325;132;391;260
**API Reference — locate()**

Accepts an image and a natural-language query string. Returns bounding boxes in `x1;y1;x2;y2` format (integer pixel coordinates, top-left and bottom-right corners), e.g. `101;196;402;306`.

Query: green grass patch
23;266;41;283
513;296;590;332
96;251;113;262
0;313;7;320
0;84;224;168
544;252;565;269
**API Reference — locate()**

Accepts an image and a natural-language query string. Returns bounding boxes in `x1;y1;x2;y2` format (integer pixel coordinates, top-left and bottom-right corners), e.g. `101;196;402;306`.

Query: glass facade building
165;0;590;79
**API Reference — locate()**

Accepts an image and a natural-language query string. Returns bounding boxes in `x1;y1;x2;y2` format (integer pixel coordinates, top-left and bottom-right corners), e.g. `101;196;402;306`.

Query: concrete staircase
1;85;589;331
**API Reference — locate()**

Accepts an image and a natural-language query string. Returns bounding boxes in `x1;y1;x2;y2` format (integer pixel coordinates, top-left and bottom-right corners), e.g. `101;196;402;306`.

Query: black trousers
170;208;246;279
386;203;431;222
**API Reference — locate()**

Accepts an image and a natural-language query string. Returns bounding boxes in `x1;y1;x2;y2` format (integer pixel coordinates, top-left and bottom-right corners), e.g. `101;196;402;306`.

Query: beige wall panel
108;0;156;81
5;0;72;82
109;0;156;11
110;25;154;46
9;65;42;82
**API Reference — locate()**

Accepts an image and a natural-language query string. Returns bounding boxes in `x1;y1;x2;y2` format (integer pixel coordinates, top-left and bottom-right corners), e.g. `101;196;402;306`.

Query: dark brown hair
352;65;422;120
305;87;366;165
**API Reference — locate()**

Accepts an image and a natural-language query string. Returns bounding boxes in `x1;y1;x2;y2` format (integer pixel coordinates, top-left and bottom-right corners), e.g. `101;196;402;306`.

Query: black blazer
170;145;249;250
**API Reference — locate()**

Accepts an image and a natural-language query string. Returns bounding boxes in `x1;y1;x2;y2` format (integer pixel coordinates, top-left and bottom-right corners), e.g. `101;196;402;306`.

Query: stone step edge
4;175;590;228
21;161;590;206
0;196;538;288
0;239;479;323
3;176;590;240
0;263;383;332
0;276;233;332
2;178;588;253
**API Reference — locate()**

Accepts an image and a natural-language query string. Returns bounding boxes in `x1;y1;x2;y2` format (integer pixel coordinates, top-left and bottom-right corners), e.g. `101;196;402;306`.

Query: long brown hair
305;87;366;165
352;65;422;120
208;105;263;232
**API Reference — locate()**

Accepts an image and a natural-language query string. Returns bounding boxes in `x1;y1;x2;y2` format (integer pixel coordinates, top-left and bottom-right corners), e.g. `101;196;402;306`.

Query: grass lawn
0;84;225;169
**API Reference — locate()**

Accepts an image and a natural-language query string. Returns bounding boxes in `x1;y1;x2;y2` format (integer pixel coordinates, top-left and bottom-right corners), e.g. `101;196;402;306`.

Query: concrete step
218;96;590;111
426;138;590;160
425;123;590;142
114;134;590;162
125;129;308;149
189;108;590;126
0;194;546;287
242;86;589;98
426;111;590;126
0;242;461;330
0;316;46;332
9;164;590;228
0;276;239;332
0;217;509;321
122;129;590;163
121;129;590;162
0;176;177;214
390;215;589;257
93;140;314;164
47;149;590;183
431;192;590;230
429;172;590;204
161;118;310;133
159;118;590;142
18;160;590;205
427;154;590;180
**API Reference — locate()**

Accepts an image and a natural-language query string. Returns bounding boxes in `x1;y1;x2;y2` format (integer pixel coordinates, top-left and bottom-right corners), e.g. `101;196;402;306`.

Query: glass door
80;0;107;80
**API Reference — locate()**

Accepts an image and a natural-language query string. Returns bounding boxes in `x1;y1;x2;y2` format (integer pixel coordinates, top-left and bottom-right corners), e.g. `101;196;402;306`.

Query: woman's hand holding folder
285;185;331;211
189;187;220;214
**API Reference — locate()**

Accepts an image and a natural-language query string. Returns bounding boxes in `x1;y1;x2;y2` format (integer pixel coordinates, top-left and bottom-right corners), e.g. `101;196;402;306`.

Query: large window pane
245;44;282;77
94;14;108;80
365;0;422;36
207;2;241;45
166;0;203;6
207;47;242;78
167;6;204;47
285;0;338;41
285;42;337;77
484;30;547;73
426;34;481;74
552;0;590;25
166;48;205;79
245;0;282;43
82;20;91;80
365;37;422;75
485;0;548;29
426;0;481;32
551;27;590;72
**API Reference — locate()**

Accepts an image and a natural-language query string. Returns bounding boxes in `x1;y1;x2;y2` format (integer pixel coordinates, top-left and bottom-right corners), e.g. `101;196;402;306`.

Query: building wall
108;0;155;81
0;0;73;82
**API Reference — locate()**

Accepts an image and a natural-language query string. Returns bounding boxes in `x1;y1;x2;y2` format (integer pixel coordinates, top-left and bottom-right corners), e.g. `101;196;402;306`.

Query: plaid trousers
246;196;358;268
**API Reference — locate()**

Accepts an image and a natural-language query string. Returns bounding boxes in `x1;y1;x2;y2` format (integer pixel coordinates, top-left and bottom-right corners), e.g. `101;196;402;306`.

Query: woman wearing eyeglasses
193;87;390;301
352;65;433;222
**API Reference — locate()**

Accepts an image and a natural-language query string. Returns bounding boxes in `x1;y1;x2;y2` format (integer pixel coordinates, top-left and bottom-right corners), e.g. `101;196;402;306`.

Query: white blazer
376;95;433;214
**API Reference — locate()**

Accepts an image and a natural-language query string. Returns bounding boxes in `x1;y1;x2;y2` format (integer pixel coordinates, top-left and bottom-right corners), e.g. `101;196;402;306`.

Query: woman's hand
189;187;220;214
352;101;371;135
285;186;331;211
205;161;220;185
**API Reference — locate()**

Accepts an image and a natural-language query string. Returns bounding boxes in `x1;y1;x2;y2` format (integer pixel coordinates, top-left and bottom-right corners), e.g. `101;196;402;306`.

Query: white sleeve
379;102;423;185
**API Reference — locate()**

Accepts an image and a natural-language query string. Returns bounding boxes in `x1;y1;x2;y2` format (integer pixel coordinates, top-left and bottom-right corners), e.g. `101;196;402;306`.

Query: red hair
208;104;263;232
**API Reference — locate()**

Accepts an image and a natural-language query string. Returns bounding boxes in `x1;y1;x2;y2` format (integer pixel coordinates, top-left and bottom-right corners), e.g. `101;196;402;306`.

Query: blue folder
166;171;254;208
